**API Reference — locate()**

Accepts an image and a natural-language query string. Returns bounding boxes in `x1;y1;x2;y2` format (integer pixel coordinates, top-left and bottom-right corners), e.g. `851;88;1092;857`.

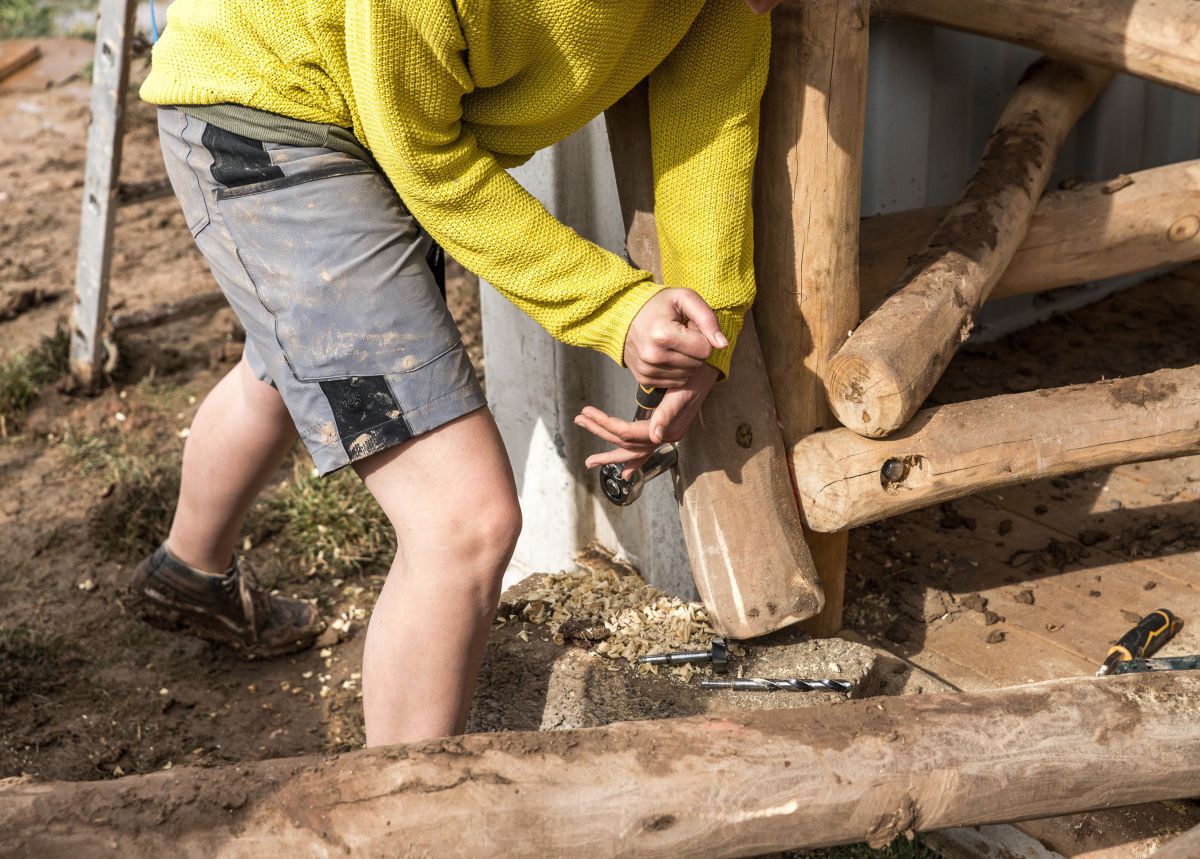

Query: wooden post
793;365;1200;533
859;160;1200;313
825;58;1111;439
752;0;870;636
875;0;1200;96
3;673;1199;856
69;0;137;385
604;83;823;638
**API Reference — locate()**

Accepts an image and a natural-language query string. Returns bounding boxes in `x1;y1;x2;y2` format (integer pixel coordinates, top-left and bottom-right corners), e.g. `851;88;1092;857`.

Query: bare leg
167;357;298;572
356;407;520;746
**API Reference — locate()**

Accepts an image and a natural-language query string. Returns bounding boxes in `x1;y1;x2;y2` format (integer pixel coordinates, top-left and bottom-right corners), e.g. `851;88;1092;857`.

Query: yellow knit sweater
141;0;769;375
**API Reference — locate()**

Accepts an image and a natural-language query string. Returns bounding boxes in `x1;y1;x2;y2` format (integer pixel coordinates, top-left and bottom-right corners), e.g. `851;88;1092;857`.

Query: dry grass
0;324;69;433
250;461;393;578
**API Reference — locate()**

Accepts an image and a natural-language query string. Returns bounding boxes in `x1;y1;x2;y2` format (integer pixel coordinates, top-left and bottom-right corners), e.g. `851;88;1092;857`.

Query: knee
444;495;522;600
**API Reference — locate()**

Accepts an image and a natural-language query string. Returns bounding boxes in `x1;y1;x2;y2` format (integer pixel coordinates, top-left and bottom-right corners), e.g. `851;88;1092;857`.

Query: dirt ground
1;44;1197;858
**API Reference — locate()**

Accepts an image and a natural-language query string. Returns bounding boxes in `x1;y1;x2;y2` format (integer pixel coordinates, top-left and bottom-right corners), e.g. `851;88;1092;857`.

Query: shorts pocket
214;163;462;382
156;110;212;238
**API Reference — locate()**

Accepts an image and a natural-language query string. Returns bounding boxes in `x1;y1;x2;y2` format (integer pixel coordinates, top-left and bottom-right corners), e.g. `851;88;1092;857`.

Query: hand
575;364;720;473
623;288;728;388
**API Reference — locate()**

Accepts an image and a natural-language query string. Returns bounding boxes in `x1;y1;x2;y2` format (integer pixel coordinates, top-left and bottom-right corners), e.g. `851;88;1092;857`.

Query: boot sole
126;589;322;659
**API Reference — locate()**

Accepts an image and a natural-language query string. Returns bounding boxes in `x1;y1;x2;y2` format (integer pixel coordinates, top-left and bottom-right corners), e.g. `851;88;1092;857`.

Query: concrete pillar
481;117;693;597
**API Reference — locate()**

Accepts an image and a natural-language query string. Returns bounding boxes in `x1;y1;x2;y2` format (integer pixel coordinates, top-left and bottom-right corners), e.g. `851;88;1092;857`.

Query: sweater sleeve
343;0;663;366
648;0;770;376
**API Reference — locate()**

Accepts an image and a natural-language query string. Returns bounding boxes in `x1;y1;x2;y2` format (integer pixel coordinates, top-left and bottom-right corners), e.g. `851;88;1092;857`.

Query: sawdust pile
495;564;726;682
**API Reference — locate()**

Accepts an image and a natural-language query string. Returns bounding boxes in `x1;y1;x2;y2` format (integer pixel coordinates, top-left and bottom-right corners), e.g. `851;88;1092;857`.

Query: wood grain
876;0;1200;96
752;0;870;636
825;58;1112;438
604;82;823;638
795;365;1200;532
860;160;1200;314
3;673;1198;856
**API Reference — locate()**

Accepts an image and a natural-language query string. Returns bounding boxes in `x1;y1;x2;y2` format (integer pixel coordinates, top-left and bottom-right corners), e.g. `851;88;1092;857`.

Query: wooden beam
793;365;1200;533
0;43;41;83
69;0;137;386
825;58;1111;439
875;0;1200;96
860;160;1200;313
604;83;823;639
752;0;870;636
3;673;1198;856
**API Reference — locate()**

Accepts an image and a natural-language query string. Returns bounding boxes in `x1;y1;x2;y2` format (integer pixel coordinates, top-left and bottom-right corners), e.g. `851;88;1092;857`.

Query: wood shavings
496;567;716;681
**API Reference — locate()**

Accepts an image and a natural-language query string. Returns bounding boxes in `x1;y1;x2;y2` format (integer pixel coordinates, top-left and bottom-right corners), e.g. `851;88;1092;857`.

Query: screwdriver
1096;609;1182;676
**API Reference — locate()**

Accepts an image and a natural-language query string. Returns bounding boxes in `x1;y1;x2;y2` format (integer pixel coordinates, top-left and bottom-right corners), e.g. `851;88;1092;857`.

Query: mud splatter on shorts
156;109;487;475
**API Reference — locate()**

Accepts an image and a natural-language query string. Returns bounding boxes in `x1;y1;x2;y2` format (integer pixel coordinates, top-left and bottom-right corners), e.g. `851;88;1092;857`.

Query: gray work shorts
157;109;486;475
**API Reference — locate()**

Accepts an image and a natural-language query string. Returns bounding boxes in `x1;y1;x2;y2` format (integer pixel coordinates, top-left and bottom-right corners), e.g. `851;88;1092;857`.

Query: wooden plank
752;0;870;637
826;57;1112;438
0;42;40;82
0;38;92;93
603;83;823;638
874;0;1200;96
68;0;137;386
4;673;1200;856
860;160;1200;314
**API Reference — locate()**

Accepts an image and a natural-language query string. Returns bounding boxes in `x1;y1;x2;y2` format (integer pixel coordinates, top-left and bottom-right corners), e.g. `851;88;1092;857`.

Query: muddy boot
128;544;324;658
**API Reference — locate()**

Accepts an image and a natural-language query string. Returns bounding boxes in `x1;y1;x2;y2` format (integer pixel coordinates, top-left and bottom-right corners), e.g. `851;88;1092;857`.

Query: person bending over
131;0;784;746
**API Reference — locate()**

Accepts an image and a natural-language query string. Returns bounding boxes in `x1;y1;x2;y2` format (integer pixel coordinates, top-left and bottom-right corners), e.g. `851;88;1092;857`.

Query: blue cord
150;1;160;43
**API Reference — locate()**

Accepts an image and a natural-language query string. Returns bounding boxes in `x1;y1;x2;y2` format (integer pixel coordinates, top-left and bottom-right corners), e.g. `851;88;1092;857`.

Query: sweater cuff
706;308;748;378
593;280;667;366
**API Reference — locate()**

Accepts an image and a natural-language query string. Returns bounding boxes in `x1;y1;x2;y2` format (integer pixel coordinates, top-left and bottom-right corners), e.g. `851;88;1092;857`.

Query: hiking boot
128;544;324;658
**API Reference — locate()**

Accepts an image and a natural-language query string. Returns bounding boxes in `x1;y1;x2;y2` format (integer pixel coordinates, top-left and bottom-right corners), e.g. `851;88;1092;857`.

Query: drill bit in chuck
700;678;853;693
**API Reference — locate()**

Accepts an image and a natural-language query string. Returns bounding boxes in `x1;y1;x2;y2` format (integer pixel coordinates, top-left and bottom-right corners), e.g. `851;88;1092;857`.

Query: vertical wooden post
753;0;870;636
70;0;137;385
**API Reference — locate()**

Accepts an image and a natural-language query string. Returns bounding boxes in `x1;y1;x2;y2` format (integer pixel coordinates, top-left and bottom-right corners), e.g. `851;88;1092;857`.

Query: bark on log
1152;823;1200;859
3;673;1199;857
753;0;870;636
860;160;1200;313
604;83;823;638
794;365;1200;533
825;58;1112;439
110;290;227;332
875;0;1200;96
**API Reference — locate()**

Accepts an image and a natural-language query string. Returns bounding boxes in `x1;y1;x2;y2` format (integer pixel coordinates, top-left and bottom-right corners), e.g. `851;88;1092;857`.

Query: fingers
584;447;653;471
648;386;694;444
575;407;655;446
671;289;729;351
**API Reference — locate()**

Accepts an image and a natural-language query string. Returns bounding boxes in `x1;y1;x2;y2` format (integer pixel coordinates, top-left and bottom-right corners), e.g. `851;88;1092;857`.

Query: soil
2;45;1198;858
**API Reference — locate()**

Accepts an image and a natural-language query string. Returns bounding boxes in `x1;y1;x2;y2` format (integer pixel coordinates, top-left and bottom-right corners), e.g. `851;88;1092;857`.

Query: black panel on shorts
201;124;285;189
318;376;412;461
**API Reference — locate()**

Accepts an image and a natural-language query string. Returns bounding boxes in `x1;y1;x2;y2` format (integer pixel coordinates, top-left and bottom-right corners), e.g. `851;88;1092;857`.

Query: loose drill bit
700;678;853;693
637;638;728;673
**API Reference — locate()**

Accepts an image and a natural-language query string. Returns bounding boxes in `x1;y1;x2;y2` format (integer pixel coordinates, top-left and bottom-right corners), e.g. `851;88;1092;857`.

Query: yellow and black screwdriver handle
1097;609;1183;676
599;385;678;507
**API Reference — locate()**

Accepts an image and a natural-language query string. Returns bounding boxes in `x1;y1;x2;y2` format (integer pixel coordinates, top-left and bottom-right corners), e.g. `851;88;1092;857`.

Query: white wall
486;20;1200;596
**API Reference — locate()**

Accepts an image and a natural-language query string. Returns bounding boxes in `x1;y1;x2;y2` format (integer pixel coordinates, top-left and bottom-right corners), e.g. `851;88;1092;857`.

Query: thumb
674;290;728;350
649;388;689;444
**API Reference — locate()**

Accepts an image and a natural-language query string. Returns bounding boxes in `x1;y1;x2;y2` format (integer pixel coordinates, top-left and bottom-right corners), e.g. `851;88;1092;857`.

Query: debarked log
794;365;1200;533
2;672;1198;857
860;160;1200;314
874;0;1200;97
825;57;1112;439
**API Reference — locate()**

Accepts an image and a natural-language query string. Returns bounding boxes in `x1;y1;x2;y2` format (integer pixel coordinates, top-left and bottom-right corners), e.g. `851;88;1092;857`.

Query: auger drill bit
700;678;853;693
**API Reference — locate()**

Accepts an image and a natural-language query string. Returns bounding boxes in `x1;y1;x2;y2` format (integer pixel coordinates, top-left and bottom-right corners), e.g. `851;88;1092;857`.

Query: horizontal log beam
2;673;1198;857
794;365;1200;533
874;0;1200;96
826;57;1112;438
860;160;1200;314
